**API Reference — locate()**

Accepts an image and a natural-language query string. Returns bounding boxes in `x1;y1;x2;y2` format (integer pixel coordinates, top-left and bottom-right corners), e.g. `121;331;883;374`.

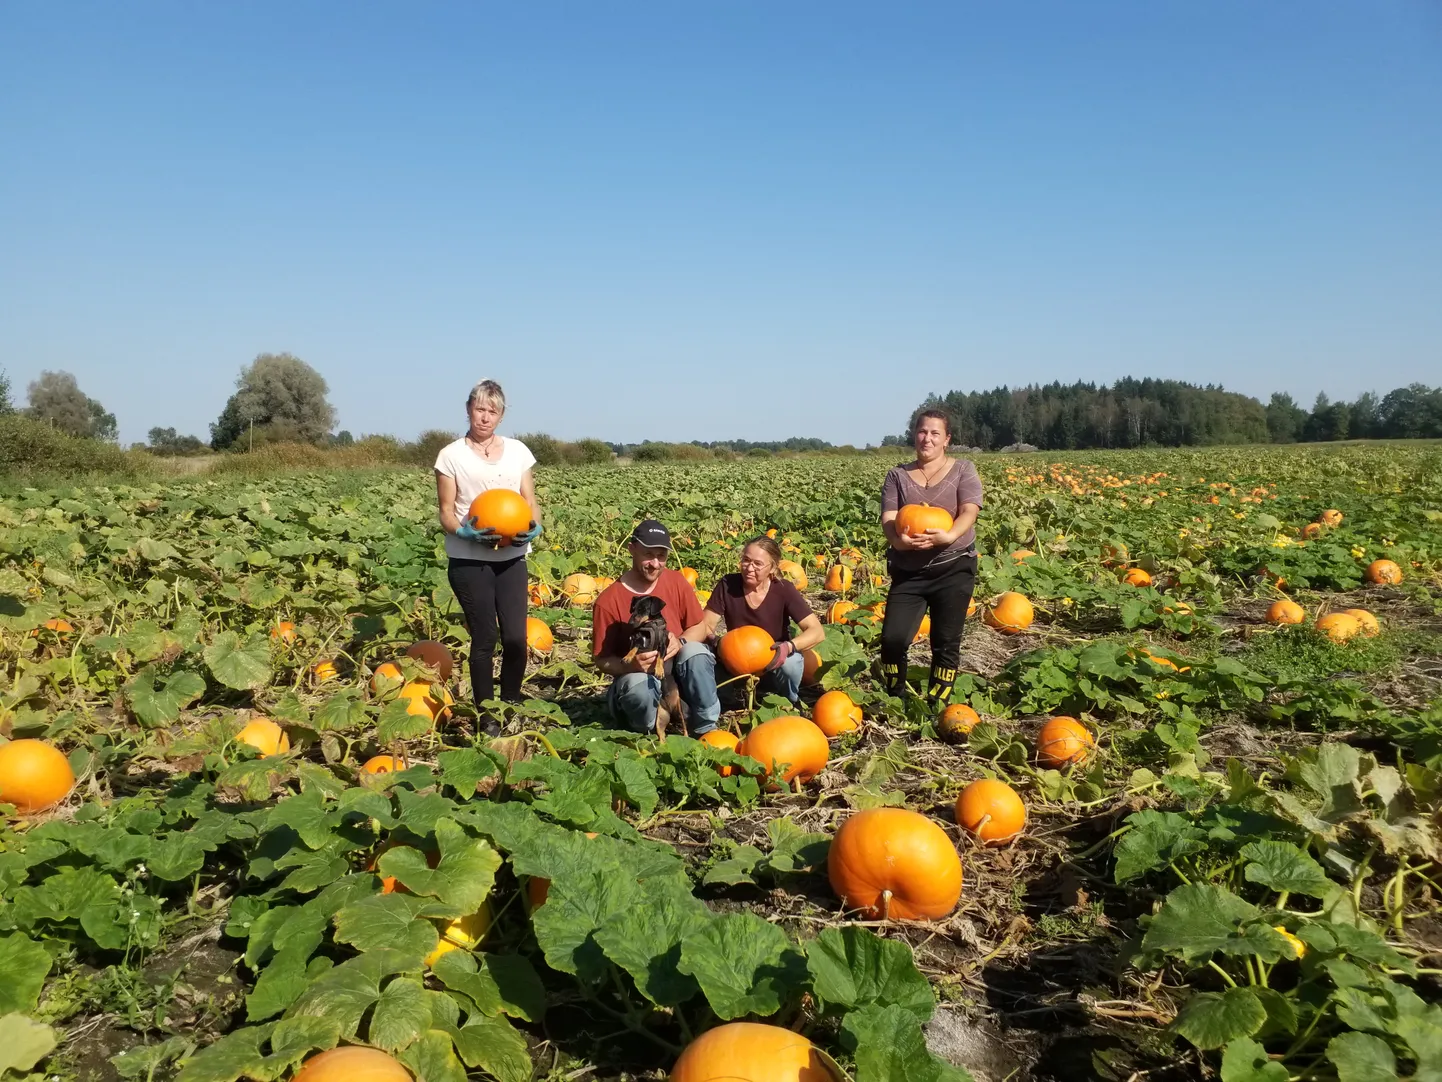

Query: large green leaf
0;1013;57;1076
1113;810;1208;883
204;631;273;690
1240;840;1330;897
369;977;430;1053
0;935;52;1014
125;667;207;727
593;885;711;1007
376;819;500;914
806;926;935;1021
332;895;439;960
676;912;807;1020
430;951;545;1023
1325;1032;1398;1082
840;1004;973;1082
1220;1037;1289;1082
1141;883;1286;964
449;1015;531;1082
1172;988;1268;1050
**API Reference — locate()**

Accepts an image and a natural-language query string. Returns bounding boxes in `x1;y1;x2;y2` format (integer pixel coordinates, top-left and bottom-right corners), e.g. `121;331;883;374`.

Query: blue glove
512;521;542;546
456;522;500;547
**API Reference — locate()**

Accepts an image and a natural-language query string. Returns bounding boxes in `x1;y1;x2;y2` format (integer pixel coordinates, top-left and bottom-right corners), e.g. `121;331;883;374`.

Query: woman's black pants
447;556;529;704
879;554;976;706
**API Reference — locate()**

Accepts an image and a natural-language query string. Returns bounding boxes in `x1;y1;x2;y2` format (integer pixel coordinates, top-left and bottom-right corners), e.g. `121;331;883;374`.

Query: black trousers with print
878;553;976;705
447;556;529;703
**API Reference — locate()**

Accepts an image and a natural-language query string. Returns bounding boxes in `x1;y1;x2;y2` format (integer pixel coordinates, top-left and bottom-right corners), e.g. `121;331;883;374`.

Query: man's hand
664;632;682;662
457;522;501;547
634;650;660;673
765;640;795;671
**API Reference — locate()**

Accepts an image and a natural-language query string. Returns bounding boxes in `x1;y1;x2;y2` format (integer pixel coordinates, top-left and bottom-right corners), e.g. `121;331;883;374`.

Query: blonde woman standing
434;380;541;728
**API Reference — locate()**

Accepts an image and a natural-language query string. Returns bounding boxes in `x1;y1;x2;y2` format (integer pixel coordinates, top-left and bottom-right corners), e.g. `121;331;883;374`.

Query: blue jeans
608;640;721;736
721;650;804;706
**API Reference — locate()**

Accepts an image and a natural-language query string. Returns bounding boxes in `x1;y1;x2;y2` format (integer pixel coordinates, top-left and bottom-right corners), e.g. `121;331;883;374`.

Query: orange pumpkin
801;647;823;685
838;546;865;566
679;567;699;587
1121;568;1152;588
1366;559;1403;585
237;718;289;757
670;1023;836;1082
1315;612;1361;643
699;728;741;776
269;621;297;644
778;560;808;590
1344;608;1380;637
405;640;453;681
0;739;75;814
312;659;339;683
894;503;954;538
737;716;829;784
955;778;1027;846
1319;509;1343;527
983;592;1034;634
528;580;555;605
292;1046;411;1082
826;600;858;625
824;565;853;592
31;618;74;636
812;691;861;737
1036;716;1093;768
1266;600;1305;626
1301;523;1324;540
937;703;980;743
1011;549;1036;563
1100;541;1129;567
467;489;532;545
562;573;601;604
828;808;963;920
362;755;400;774
526;616;554;653
913;613;931;642
399;681;453;721
370;661;403;694
718;625;776;676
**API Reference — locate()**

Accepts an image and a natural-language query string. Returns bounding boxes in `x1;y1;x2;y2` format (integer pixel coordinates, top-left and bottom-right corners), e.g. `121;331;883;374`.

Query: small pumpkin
777;560;808;590
269;621;298;644
983;592;1034;634
1266;600;1305;625
826;600;857;624
1035;716;1093;768
370;661;403;694
1301;522;1325;540
30;618;74;636
399;680;454;721
955;778;1027;846
699;728;741;776
828;808;963;920
718;625;776;676
824;565;853;592
467;489;532;544
405;640;453;681
0;739;75;813
679;566;699;587
937;703;980;743
670;1023;836;1082
894;503;954;538
812;691;861;737
526;616;554;653
1366;559;1403;585
292;1046;411;1082
562;573;601;604
801;647;823;685
362;755;400;774
737;716;829;785
1100;541;1129;567
1121;568;1152;588
237;718;289;757
1315;612;1361;643
312;659;339;683
1319;509;1343;527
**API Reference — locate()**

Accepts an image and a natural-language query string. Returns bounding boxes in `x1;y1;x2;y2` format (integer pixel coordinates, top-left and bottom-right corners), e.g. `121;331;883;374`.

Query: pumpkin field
2;441;1441;1082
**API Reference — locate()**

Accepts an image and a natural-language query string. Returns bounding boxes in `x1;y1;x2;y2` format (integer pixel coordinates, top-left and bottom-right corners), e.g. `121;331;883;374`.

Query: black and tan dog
623;595;685;737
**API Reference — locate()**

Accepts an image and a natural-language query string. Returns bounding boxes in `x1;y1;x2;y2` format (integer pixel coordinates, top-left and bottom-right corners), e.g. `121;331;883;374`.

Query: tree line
887;378;1442;451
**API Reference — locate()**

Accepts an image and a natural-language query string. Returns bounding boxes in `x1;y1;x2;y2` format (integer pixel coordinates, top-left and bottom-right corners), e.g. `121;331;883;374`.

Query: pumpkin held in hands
718;625;776;676
467;489;532;545
894;503;954;538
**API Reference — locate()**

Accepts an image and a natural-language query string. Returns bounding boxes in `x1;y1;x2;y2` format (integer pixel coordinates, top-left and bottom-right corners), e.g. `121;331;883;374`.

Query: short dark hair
911;408;952;439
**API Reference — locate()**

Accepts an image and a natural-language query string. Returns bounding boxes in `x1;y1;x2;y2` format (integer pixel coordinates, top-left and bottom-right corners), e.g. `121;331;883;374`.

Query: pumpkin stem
880;889;893;921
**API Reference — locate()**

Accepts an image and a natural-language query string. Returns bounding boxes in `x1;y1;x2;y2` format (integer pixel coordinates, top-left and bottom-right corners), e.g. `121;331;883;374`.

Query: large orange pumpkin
237;718;289;757
362;755;400;774
1366;559;1403;585
894;504;954;538
1036;716;1093;768
670;1023;836;1082
1266;600;1305;626
937;703;980;743
370;661;403;694
824;565;853;592
812;691;861;737
737;716;829;784
467;489;532;545
405;640;453;681
955;779;1027;846
778;560;808;590
828;808;963;920
0;739;75;813
801;647;823;685
826;600;857;624
1121;568;1152;588
983;592;1034;634
562;573;601;604
292;1046;411;1082
1319;509;1343;527
1315;612;1361;643
526;616;554;653
1344;608;1380;637
718;625;775;676
699;728;741;776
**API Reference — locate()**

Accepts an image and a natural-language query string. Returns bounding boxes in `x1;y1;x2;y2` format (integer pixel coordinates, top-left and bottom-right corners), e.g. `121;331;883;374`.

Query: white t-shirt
434;437;538;561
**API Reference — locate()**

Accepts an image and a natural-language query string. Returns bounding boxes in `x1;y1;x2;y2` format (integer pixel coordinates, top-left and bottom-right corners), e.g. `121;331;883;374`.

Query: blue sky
2;2;1439;447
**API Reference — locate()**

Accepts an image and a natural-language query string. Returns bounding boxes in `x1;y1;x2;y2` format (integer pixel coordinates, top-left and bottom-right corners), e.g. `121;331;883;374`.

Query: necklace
468;432;500;460
915;455;949;488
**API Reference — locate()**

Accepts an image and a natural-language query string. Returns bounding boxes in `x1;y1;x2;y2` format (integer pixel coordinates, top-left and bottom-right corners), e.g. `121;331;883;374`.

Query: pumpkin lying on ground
362;755;400;774
1266;599;1305;625
811;691;861;737
269;621;297;644
467;489;531;545
801;647;823;685
1366;559;1403;585
937;703;980;743
718;625;775;676
826;600;857;625
824;565;853;592
669;1023;837;1082
0;739;75;813
236;718;289;757
778;560;808;589
983;592;1034;634
679;566;699;586
699;729;741;776
399;681;453;721
1035;716;1093;768
526;616;554;653
405;640;453;681
1319;509;1343;527
828;807;962;920
1344;608;1380;637
955;779;1027;846
1121;568;1152;587
312;659;339;683
1315;612;1361;643
737;716;829;785
562;573;600;604
292;1046;411;1082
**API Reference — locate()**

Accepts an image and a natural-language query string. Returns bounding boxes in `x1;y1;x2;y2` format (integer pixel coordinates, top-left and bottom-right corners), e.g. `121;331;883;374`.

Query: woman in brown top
878;408;984;707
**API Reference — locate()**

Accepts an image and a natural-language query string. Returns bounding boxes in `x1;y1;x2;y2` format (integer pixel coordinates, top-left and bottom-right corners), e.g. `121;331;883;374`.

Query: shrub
633;442;671;461
0;414;147;481
573;439;613;465
409;430;456;466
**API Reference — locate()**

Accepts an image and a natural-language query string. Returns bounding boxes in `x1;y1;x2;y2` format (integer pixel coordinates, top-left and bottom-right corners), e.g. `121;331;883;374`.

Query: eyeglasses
739;558;770;569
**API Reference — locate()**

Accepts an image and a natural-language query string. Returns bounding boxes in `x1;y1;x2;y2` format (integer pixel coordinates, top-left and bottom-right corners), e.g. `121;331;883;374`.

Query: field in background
2;442;1440;1082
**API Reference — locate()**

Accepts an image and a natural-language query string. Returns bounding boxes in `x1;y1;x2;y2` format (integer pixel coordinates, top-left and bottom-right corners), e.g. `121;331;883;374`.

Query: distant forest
880;379;1442;452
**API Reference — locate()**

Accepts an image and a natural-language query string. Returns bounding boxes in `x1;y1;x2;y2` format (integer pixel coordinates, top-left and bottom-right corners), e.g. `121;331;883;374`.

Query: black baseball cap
629;519;672;551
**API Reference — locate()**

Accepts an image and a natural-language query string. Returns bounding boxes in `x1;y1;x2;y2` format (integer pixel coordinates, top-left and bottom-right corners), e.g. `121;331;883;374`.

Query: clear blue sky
2;2;1439;447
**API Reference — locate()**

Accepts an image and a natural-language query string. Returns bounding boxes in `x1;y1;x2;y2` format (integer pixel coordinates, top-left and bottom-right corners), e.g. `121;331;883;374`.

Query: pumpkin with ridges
669;1022;837;1082
737;716;829;785
718;625;775;676
467;489;532;545
828;807;962;920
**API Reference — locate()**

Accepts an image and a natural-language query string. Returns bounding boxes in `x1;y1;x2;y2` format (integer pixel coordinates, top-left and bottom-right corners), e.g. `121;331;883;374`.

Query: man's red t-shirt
591;570;705;659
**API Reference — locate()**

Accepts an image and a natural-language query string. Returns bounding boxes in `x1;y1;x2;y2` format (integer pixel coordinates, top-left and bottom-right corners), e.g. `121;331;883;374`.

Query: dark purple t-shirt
705;574;814;642
881;458;985;571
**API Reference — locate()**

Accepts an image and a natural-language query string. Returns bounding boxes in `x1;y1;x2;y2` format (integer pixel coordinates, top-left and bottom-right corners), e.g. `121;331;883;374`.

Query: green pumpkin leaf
1240;840;1330;897
204;631;273;691
1171;987;1268;1050
840;1004;974;1082
1220;1037;1290;1082
1142;883;1282;963
0;935;53;1013
676;912;808;1020
333;895;438;961
397;1030;468;1082
0;1013;58;1076
806;926;935;1021
369;977;431;1053
125;667;206;727
448;1015;531;1082
376;820;500;914
593;885;711;1007
1325;1031;1398;1082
